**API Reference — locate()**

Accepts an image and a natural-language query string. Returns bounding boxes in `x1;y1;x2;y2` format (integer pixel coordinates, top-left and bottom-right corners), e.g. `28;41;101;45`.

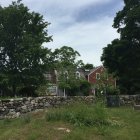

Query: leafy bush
18;86;38;97
106;86;119;95
80;80;91;96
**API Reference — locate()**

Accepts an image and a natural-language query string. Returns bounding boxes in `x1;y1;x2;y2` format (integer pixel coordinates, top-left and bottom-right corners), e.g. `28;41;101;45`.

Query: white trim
75;71;80;79
96;73;100;80
88;74;89;82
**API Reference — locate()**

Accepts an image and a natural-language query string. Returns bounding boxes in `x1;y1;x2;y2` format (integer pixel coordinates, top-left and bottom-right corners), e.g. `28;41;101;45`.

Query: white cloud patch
0;0;114;20
46;16;119;66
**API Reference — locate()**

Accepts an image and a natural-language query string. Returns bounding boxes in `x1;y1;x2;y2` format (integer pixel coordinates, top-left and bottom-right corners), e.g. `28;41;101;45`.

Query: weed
46;102;109;127
21;114;31;124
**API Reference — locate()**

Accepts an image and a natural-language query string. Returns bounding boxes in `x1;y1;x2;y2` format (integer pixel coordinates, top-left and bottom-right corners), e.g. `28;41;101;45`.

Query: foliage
0;104;140;139
80;80;91;96
52;46;82;67
82;63;94;70
101;0;140;94
18;86;38;97
94;69;118;96
46;102;109;127
106;86;120;95
0;1;52;95
52;46;83;96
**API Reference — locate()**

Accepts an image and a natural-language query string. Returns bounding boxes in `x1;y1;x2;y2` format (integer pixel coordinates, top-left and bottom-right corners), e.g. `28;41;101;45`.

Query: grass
46;102;109;127
0;102;140;140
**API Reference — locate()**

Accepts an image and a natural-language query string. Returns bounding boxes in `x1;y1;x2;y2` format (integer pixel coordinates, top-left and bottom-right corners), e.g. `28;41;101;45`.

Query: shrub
80;80;91;96
106;86;119;95
18;86;38;97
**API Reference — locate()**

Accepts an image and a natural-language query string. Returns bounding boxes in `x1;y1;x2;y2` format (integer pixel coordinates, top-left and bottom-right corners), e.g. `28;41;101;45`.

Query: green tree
52;46;83;96
0;1;52;96
53;46;82;68
101;0;140;94
94;69;118;97
82;63;94;70
80;80;91;96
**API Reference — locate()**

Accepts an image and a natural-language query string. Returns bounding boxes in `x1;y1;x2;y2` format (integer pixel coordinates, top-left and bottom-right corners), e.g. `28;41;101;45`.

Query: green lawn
0;103;140;140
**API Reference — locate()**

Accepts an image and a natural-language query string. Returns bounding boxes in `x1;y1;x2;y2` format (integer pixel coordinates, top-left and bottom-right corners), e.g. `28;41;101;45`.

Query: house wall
88;66;116;87
88;66;104;84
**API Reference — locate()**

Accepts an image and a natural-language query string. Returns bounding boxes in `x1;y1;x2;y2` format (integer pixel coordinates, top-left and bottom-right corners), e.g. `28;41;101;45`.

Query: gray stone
134;105;140;110
31;100;35;104
25;101;30;105
44;102;51;107
39;103;44;106
10;99;14;102
21;105;27;110
1;95;139;119
16;112;21;117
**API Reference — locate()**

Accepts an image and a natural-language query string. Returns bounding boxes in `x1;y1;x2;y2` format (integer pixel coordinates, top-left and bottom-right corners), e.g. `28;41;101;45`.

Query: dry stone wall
0;95;139;119
0;96;95;119
119;95;140;105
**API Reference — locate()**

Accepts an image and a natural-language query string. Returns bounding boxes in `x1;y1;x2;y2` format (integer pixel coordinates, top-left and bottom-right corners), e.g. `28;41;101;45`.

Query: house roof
76;66;104;79
88;66;103;76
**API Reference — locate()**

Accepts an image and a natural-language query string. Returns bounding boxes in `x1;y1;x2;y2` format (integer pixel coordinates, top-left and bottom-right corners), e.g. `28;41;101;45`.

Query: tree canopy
52;46;85;96
0;1;52;95
101;0;140;94
82;63;94;70
52;46;83;68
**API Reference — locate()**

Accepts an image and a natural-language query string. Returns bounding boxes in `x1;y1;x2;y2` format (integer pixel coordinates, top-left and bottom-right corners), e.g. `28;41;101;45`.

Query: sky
0;0;124;66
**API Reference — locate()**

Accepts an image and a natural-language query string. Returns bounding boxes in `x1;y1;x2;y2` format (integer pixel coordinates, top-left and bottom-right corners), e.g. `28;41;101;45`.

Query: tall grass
21;114;31;124
0;104;140;140
45;102;109;127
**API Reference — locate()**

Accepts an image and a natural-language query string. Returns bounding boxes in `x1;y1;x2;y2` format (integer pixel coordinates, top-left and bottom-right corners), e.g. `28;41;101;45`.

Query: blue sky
0;0;124;66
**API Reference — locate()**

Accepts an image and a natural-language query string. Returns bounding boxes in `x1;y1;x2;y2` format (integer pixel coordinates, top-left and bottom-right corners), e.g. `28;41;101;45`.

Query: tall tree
52;46;83;96
101;0;140;94
0;1;52;95
53;46;82;68
82;63;94;70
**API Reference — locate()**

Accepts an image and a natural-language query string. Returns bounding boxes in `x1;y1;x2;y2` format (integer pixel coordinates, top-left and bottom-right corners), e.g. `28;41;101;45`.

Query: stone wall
119;95;140;105
0;95;139;119
0;96;95;119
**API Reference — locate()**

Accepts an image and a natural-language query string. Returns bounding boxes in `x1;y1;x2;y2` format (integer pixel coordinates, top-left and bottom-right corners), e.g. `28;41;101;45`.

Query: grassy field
0;102;140;140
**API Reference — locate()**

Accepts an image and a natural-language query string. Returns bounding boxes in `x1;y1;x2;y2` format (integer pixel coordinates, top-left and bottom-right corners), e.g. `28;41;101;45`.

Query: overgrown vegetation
0;1;88;97
0;0;52;97
46;102;109;127
101;0;140;94
0;102;140;140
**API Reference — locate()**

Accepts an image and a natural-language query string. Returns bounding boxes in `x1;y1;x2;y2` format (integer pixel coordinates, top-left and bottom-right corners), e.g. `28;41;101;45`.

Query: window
45;73;52;81
75;71;80;79
47;85;57;95
96;73;100;80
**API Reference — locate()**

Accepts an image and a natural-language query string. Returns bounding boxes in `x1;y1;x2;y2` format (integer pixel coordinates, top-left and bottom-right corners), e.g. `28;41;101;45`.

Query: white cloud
46;16;120;65
0;0;112;13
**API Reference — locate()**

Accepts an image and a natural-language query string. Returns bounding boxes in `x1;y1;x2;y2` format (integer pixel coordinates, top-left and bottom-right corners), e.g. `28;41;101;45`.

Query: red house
44;66;116;96
88;66;104;84
85;66;116;95
87;66;115;85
